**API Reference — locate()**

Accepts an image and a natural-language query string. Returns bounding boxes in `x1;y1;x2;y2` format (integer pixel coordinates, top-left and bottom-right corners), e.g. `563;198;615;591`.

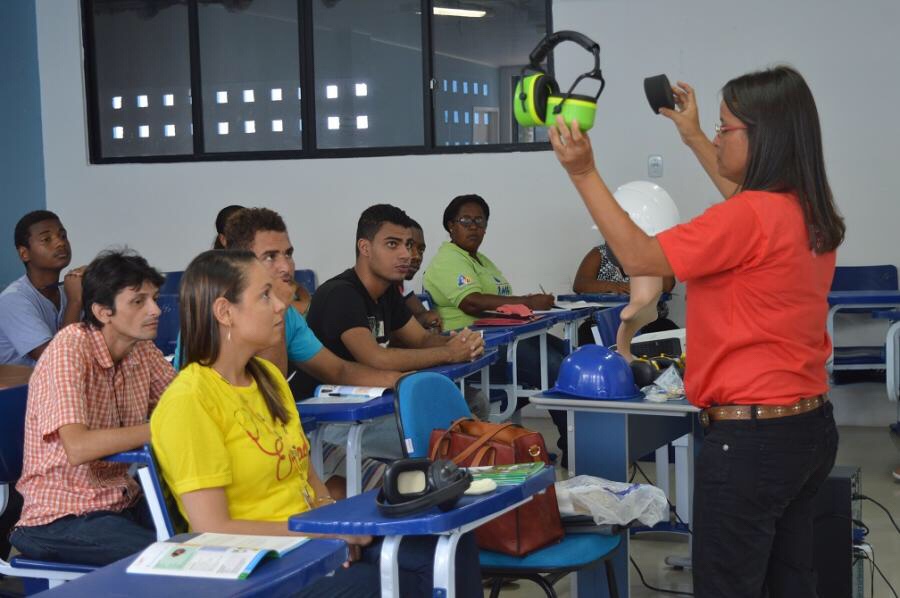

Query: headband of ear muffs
514;30;605;132
376;458;472;517
644;74;676;114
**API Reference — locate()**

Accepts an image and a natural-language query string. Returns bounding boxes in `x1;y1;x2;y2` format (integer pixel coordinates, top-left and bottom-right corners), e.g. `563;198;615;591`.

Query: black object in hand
644;74;676;114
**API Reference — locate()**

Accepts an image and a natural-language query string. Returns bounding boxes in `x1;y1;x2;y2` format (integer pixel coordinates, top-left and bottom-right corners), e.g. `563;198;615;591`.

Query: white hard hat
612;181;680;236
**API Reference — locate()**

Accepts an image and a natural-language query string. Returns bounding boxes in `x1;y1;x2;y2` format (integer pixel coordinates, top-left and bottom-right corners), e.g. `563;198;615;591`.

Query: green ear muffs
513;30;605;132
545;93;597;130
514;73;559;127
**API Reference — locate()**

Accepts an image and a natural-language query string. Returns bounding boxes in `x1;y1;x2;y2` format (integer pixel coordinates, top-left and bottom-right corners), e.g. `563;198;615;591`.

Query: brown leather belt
699;395;827;427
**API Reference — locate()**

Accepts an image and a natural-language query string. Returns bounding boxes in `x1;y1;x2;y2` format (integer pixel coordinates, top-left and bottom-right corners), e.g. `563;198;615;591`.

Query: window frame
81;0;554;164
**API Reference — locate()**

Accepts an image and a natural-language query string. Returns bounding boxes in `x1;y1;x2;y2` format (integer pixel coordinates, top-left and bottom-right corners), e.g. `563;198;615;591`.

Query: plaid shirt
16;324;174;528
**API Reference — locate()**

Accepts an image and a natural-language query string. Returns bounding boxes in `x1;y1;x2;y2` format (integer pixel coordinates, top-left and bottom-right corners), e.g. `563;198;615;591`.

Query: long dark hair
722;65;845;253
180;249;289;424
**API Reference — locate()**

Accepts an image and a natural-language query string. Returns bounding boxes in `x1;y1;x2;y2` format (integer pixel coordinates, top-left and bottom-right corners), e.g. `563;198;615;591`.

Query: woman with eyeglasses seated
150;249;481;598
549;66;842;598
423;194;571;466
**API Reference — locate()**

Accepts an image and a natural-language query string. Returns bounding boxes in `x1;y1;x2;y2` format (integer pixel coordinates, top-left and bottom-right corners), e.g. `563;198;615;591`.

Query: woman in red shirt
550;65;843;598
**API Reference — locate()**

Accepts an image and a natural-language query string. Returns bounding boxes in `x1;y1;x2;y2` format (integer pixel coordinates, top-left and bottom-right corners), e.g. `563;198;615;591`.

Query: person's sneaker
893;466;900;481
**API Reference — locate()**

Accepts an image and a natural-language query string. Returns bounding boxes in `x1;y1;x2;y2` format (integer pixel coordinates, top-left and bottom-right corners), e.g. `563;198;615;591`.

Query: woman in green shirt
424;194;571;466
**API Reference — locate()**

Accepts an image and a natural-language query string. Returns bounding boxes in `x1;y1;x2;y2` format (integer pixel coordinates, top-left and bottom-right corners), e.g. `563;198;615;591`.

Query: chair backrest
0;384;27;483
159;271;183;295
831;265;898;291
106;445;179;539
295;269;317;293
394;372;471;458
417;291;435;310
592;304;626;348
154;294;180;356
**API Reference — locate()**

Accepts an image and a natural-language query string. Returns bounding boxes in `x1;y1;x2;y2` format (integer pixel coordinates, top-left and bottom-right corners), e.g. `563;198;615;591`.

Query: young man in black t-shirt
298;205;487;457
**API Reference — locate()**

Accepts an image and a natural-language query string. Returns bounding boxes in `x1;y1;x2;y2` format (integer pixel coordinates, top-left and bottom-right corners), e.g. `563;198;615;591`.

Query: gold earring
227;327;231;342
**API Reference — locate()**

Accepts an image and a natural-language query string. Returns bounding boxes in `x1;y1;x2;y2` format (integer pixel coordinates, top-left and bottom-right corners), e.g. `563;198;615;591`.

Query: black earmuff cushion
644;74;676;114
532;74;559;122
376;459;472;517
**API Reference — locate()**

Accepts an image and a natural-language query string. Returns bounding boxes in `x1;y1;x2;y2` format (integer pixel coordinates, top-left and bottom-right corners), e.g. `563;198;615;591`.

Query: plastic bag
555;475;668;527
641;364;685;402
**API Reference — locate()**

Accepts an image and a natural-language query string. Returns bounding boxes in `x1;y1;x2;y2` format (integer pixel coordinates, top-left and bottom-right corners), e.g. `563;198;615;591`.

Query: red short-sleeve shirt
656;190;834;408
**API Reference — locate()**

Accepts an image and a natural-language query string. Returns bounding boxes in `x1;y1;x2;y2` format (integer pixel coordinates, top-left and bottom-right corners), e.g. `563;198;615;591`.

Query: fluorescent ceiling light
433;7;486;17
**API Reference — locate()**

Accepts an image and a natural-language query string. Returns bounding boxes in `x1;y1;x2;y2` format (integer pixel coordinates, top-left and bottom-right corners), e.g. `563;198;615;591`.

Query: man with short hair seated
10;250;175;566
0;211;85;366
297;204;486;462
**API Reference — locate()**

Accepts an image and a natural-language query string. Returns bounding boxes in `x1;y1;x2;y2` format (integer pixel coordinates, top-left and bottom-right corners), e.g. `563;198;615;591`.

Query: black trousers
692;402;839;598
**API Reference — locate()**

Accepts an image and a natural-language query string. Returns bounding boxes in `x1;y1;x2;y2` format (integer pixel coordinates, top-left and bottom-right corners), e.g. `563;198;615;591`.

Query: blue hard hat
546;345;642;400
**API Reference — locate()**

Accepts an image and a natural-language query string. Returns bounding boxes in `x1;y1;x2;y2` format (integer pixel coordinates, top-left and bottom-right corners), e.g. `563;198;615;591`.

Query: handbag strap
429;417;474;460
445;422;517;465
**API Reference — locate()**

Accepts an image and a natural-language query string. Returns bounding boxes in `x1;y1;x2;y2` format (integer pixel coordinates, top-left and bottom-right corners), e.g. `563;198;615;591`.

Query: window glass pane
198;0;302;153
432;0;549;146
90;1;193;158
312;0;424;149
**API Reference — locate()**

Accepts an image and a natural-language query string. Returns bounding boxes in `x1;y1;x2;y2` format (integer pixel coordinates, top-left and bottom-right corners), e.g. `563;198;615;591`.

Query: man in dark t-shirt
297;204;485;404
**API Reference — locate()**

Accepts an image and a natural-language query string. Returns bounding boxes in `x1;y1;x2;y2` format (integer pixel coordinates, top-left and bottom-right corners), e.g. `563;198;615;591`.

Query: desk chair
154;293;180;357
294;269;317;294
0;385;176;593
829;265;900;377
394;372;621;598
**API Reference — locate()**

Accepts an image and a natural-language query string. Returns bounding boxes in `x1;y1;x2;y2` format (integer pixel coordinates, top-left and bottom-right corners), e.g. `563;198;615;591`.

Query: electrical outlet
648;155;663;178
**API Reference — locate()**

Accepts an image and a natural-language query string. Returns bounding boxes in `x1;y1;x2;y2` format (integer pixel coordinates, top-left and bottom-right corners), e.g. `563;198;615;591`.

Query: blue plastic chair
0;385;176;593
829;265;900;376
831;265;898;291
159;270;183;295
591;305;626;348
295;269;317;294
154;293;180;356
394;372;621;598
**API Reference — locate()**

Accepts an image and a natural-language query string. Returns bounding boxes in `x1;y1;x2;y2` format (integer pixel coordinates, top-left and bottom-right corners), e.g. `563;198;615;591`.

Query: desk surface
828;290;900;305
37;535;348;598
420;349;498;379
471;315;558;338
530;394;699;416
288;466;555;536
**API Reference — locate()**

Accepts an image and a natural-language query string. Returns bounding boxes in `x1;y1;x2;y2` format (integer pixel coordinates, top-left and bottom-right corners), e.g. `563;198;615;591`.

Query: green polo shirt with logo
423;241;513;330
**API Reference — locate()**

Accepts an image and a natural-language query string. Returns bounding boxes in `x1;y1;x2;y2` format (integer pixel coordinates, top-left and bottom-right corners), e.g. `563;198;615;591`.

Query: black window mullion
299;0;317;154
546;1;555;79
81;0;102;163
187;0;205;155
421;0;435;149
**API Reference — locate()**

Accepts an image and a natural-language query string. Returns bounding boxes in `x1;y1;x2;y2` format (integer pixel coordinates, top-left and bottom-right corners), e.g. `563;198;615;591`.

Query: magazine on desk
127;533;309;580
467;462;546;485
298;385;388;405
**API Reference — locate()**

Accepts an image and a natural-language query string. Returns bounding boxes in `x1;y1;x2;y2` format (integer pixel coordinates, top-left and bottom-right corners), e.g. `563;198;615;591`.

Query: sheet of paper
298;395;376;405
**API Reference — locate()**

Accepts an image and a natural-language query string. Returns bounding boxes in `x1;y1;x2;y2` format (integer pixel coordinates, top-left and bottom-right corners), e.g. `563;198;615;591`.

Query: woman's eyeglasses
455;216;487;229
714;122;747;136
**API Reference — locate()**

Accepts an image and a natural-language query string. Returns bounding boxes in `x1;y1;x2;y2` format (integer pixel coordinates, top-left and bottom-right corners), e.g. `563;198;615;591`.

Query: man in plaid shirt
10;249;175;566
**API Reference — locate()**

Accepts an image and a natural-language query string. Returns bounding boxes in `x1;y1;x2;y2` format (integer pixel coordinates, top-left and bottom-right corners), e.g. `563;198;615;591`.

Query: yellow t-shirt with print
150;359;315;526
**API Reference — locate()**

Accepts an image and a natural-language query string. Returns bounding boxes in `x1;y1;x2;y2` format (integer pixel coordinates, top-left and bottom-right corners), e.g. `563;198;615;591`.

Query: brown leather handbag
429;418;564;556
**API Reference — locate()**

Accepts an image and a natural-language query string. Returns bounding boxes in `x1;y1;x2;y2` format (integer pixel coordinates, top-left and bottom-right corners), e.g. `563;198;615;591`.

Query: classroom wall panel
0;0;46;288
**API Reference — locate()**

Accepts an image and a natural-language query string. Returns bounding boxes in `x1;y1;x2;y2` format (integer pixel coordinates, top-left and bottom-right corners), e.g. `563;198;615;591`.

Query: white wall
35;0;900;423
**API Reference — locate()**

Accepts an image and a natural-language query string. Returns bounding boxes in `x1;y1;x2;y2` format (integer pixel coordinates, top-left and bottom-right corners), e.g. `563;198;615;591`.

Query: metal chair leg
605;559;620;598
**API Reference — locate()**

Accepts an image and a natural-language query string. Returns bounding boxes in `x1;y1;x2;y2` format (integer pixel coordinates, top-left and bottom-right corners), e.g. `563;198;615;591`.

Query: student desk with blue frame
36;534;348;598
529;394;700;598
288;466;556;598
296;350;500;497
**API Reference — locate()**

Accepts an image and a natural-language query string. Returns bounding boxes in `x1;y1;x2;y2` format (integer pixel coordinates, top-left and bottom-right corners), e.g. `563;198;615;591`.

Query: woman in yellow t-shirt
151;249;481;597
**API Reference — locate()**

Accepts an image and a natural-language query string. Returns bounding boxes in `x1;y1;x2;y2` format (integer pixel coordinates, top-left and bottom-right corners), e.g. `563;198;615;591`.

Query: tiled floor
496;418;900;598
